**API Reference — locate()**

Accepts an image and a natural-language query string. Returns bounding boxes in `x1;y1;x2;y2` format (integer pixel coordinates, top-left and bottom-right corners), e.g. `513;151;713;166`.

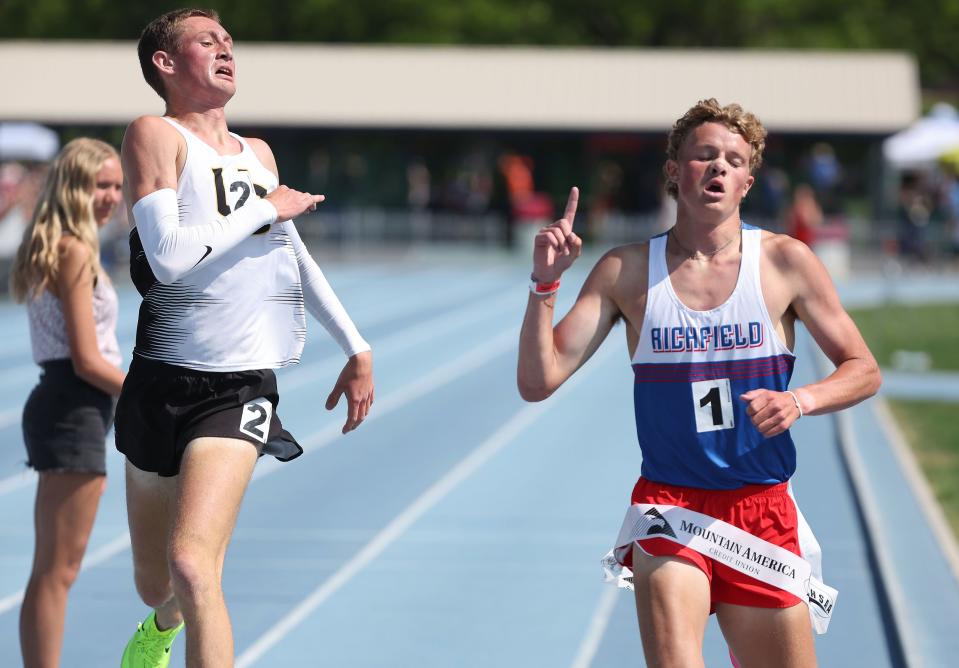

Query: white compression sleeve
132;188;278;284
282;221;371;357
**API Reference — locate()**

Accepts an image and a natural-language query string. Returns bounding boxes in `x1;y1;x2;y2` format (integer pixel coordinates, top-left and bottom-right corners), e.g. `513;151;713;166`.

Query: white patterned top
27;272;121;367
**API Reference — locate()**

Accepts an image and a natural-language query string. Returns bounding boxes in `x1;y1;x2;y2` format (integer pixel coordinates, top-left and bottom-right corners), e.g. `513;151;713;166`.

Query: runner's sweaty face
668;122;755;219
167;17;236;103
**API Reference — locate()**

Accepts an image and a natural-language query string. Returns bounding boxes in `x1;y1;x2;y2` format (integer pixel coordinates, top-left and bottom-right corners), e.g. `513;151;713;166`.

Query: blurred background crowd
3;0;959;289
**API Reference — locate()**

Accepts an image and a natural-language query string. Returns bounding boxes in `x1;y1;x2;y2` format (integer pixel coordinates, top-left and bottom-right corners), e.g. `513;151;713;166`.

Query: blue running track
0;250;956;666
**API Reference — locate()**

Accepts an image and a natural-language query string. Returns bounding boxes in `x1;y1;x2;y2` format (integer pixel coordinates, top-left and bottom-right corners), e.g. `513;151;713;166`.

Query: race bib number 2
691;378;735;432
239;397;273;443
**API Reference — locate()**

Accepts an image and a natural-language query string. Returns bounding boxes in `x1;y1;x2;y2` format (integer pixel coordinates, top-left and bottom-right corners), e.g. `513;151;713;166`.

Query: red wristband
529;276;560;295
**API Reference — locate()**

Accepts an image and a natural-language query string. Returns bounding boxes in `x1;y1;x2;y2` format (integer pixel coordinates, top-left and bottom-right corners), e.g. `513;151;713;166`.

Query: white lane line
873;399;959;588
276;289;520;394
0;407;22;431
0;289;520;497
834;409;921;667
235;344;614;667
569;586;619;668
238;402;550;666
0;531;132;616
0;273;509;421
0;300;520;615
252;328;517;481
0;468;35;495
0;590;23;615
320;267;505;333
812;342;920;667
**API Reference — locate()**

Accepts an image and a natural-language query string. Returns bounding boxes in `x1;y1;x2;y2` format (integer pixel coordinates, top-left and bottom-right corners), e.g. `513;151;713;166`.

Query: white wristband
785;390;804;419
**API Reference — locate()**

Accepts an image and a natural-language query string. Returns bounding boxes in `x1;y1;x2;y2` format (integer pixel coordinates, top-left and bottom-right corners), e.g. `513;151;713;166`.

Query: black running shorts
115;354;302;477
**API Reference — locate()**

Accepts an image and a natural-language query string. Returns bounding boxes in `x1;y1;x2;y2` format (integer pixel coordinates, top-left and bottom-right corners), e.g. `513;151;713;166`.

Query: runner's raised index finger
563;187;579;225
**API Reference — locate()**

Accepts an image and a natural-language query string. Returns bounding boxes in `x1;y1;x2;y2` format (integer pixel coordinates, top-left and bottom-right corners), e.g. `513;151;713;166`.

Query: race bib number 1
691;378;735;432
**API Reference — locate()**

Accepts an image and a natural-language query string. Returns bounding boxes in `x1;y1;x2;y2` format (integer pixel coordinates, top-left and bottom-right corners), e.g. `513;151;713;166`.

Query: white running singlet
130;118;307;371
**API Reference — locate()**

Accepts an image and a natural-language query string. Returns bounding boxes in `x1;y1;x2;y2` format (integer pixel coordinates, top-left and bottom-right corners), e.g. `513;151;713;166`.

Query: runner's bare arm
57;237;125;396
787;241;881;412
742;238;880;436
518;187;622;400
121;116;181;200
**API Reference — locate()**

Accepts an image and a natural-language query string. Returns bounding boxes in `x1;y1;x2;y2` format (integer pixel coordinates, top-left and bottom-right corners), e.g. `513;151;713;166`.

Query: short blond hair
664;99;767;198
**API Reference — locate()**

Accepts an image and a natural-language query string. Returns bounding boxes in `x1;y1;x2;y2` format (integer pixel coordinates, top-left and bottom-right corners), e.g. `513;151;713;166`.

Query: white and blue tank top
632;225;796;489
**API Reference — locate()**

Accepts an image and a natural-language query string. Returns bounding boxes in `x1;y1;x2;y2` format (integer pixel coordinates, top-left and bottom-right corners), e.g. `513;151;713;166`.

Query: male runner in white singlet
517;99;880;667
115;9;374;667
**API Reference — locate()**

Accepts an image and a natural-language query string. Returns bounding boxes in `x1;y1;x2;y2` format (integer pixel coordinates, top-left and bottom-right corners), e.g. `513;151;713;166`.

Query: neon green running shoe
120;610;184;668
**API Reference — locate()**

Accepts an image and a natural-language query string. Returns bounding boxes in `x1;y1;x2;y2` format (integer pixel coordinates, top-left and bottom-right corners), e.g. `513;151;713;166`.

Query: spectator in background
786;184;823;247
1;122;60;289
407;157;432;240
897;172;932;263
587;159;625;242
754;165;790;223
937;157;959;260
407;158;431;211
807;142;842;213
1;162;49;292
499;152;553;248
10;138;125;668
0;162;30;257
948;181;959;261
499;153;535;203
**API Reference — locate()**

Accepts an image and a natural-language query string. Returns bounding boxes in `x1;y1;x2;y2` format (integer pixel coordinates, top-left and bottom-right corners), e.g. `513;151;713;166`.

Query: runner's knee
31;535;88;585
133;566;174;608
30;561;82;591
168;545;219;602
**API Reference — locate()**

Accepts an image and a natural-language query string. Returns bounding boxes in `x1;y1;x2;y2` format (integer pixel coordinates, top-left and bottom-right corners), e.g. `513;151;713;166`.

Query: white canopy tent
0;122;59;162
882;103;959;169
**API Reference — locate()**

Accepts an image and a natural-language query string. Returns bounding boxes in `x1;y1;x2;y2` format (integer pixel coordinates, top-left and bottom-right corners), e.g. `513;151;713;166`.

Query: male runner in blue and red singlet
517;99;880;667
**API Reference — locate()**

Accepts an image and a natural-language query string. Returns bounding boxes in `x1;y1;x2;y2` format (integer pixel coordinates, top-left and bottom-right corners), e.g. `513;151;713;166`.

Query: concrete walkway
838;269;959;401
837;270;959;309
880;370;959;401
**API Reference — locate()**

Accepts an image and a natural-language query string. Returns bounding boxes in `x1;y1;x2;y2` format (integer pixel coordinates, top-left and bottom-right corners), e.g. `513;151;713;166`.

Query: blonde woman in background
10;138;125;668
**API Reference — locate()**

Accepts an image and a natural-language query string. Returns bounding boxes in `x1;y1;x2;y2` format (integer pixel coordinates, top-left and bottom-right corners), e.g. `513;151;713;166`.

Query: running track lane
0;254;905;665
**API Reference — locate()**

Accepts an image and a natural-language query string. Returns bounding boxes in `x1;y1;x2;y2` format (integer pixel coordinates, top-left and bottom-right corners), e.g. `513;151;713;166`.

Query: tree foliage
2;0;955;89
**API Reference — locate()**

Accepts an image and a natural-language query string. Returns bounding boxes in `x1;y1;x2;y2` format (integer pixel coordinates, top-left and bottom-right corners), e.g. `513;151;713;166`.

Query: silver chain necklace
669;226;740;260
